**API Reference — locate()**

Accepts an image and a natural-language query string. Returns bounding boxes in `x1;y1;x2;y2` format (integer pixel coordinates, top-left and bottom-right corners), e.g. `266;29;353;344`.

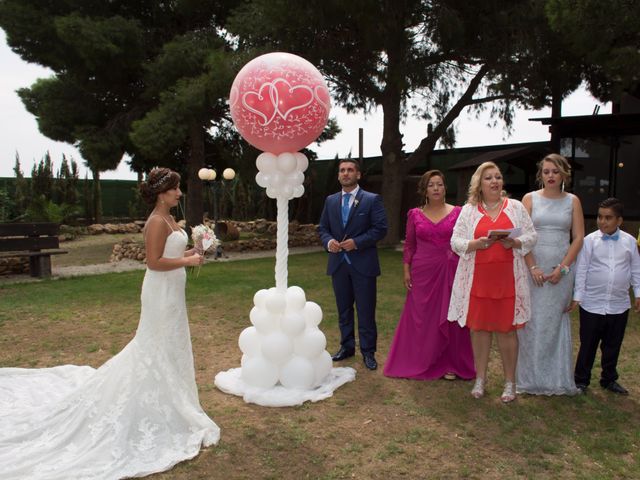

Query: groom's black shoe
332;346;355;361
363;352;377;370
602;381;629;395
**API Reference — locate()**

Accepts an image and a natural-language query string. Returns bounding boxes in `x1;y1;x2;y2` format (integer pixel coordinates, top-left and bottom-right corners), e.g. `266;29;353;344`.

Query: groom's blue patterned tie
342;193;351;227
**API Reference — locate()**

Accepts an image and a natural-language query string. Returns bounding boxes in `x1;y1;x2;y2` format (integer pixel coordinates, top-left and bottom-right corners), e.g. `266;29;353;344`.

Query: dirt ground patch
55;232;145;267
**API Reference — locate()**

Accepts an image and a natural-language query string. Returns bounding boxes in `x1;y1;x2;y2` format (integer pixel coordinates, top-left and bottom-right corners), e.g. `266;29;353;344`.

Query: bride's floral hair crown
149;169;172;190
140;167;181;205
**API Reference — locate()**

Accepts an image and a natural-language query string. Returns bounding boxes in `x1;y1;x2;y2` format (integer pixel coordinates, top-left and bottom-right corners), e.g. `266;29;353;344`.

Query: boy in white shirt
569;198;640;395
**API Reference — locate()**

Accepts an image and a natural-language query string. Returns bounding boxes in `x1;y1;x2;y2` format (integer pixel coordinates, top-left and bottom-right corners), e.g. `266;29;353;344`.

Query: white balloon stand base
213;284;356;407
214;367;356;407
214;155;355;407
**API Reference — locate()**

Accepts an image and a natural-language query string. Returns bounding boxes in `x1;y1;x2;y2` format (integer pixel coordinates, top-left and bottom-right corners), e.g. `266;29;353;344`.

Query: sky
0;29;610;181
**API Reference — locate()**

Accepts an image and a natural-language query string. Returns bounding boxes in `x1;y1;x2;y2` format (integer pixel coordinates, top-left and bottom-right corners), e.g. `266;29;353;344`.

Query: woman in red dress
448;162;537;403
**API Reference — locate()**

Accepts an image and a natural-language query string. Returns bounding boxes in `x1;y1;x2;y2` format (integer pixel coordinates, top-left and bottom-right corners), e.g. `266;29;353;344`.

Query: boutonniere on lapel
353;199;360;208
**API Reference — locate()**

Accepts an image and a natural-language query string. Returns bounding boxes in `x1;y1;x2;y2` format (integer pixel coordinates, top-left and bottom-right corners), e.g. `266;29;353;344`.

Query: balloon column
214;52;355;406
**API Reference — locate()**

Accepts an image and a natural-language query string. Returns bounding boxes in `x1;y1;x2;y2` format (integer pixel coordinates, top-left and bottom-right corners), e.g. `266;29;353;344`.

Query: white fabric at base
214;367;356;407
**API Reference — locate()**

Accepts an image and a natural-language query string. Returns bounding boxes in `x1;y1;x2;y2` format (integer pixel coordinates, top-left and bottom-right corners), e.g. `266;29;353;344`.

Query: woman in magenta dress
384;170;475;380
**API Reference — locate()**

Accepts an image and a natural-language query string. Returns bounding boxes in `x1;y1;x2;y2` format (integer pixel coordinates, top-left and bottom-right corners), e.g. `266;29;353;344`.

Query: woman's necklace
481;197;505;222
481;199;502;210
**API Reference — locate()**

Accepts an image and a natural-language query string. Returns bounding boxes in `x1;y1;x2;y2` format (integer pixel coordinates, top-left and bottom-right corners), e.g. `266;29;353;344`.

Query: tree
130;30;235;227
30;152;53;199
228;0;583;242
1;1;236;225
20;152;81;223
0;1;154;221
12;154;29;218
0;188;13;222
545;0;640;100
54;155;79;207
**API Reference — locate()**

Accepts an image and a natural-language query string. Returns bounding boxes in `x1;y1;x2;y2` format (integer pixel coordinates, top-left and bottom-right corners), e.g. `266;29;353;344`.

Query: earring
561;181;565;192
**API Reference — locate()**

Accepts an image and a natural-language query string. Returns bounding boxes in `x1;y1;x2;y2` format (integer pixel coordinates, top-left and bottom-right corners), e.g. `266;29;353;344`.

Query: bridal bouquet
191;224;220;277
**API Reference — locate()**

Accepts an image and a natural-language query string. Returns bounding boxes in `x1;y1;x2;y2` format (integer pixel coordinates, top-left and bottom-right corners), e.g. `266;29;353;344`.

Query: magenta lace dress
384;207;475;380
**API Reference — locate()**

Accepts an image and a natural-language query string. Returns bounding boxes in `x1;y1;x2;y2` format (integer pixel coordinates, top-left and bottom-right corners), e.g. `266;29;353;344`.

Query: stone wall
0;256;29;276
1;219;321;275
110;239;146;262
110;220;320;263
87;222;145;235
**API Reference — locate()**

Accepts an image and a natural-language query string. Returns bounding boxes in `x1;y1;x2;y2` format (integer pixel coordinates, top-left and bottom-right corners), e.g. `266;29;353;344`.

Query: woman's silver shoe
471;377;485;398
501;381;516;403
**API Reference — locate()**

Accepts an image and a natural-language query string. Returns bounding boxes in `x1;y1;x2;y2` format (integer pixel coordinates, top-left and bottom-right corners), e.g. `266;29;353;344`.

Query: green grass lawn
1;249;639;479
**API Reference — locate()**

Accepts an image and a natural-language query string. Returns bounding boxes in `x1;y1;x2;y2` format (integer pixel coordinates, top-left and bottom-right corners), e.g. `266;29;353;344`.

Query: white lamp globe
207;169;217;181
223;168;236;180
198;168;210;180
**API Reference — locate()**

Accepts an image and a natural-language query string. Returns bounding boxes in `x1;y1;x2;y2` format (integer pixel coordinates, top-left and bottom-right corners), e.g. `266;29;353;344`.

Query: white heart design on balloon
242;82;278;126
271;78;314;121
229;86;239;109
314;85;331;114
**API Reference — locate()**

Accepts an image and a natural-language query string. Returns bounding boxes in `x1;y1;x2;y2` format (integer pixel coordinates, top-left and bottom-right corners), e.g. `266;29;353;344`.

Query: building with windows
532;94;640;219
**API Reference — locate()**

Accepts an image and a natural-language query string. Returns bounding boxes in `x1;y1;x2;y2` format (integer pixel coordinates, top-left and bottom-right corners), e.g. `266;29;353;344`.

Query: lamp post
198;167;236;258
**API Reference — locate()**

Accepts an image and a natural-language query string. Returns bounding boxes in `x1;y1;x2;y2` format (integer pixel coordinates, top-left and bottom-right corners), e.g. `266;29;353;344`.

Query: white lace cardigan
447;199;537;327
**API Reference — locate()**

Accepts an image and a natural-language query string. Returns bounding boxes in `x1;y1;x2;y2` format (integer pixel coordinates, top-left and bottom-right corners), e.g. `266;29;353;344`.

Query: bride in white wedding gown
0;168;220;479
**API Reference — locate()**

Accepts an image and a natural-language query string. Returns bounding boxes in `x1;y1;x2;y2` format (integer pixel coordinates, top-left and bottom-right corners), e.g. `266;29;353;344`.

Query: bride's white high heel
501;381;516;403
471;378;485;398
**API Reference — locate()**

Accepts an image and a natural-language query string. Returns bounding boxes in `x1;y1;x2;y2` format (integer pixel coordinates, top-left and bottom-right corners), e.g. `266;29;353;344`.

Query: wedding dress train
0;230;220;479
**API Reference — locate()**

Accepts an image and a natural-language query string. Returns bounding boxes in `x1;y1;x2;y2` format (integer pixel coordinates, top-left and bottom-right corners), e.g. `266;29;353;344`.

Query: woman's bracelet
556;264;570;276
530;265;539;271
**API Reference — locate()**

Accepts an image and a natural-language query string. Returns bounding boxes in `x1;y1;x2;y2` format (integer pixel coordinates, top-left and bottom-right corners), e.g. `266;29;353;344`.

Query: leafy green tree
130;30;235;227
18;152;81;223
55;155;80;207
30;152;54;199
81;173;93;222
228;0;583;242
24;195;79;224
0;188;14;222
546;0;640;100
12;154;29;219
2;2;148;222
1;1;237;225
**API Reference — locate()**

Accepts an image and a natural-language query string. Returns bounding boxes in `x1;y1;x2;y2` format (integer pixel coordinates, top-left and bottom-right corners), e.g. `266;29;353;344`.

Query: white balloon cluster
255;152;309;200
239;286;332;390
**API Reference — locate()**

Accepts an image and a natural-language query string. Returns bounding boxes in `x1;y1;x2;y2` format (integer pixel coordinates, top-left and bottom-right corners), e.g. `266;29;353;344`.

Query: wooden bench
0;223;68;278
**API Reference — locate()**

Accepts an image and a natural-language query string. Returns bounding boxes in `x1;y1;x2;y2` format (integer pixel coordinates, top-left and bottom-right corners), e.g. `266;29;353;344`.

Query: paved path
1;246;325;284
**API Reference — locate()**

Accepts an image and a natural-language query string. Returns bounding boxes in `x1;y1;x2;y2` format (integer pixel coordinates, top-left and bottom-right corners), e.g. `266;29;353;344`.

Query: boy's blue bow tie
602;232;619;241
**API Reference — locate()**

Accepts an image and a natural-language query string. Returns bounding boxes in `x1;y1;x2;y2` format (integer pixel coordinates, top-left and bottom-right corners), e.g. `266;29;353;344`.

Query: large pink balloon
229;52;331;154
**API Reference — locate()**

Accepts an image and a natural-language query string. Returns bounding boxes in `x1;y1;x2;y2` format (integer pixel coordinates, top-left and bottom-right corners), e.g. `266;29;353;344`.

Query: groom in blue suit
318;159;388;370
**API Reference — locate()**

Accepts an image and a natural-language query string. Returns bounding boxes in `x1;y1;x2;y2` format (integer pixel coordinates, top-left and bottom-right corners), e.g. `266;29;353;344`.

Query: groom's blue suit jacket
318;188;388;277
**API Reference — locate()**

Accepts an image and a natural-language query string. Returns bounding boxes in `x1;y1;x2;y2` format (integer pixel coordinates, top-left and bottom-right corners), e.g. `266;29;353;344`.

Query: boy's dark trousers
574;307;629;387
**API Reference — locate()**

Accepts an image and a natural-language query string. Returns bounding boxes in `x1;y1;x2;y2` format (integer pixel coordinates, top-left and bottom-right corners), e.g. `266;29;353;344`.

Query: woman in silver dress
517;154;584;395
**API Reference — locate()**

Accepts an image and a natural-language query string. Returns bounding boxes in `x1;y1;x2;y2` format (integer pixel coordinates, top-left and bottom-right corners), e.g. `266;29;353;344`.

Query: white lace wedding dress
0;229;220;479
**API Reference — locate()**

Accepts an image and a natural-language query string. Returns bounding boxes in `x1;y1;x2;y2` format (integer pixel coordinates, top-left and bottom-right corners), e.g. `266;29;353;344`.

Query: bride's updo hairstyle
140;167;181;205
